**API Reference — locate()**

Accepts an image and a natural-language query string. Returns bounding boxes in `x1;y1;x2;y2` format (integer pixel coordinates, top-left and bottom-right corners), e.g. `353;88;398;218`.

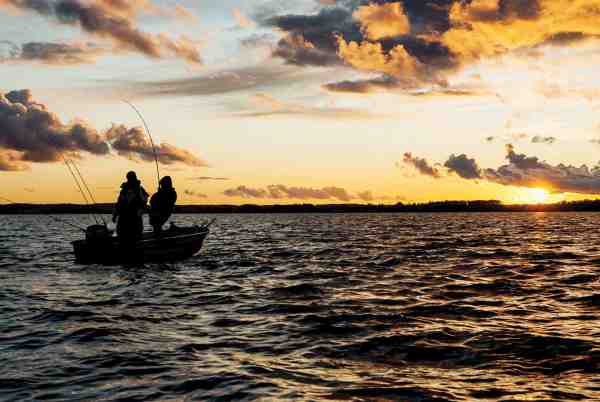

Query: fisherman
149;176;178;236
112;171;149;244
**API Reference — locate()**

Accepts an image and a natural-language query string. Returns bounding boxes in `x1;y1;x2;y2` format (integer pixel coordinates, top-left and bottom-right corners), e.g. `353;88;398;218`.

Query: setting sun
527;188;550;204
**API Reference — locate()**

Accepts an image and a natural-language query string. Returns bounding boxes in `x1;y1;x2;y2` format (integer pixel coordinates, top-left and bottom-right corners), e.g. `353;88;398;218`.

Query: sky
1;0;600;205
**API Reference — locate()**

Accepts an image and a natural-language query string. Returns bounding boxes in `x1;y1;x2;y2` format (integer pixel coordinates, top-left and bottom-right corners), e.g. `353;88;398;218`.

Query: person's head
126;171;137;183
160;176;173;189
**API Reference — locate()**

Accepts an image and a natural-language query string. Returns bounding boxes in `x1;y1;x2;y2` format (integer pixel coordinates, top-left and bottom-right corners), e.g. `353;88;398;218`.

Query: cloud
265;7;359;66
106;125;208;167
262;0;600;93
531;135;556;144
0;89;206;171
173;4;198;21
323;75;401;93
240;33;277;48
444;154;482;179
184;189;207;198
1;41;104;65
123;65;326;98
0;0;201;64
233;8;256;28
188;176;230;181
353;2;410;41
224;184;370;202
356;190;374;202
442;0;600;63
0;89;109;166
402;152;440;178
411;144;600;195
0;150;27;171
224;185;268;198
233;92;383;119
272;34;342;67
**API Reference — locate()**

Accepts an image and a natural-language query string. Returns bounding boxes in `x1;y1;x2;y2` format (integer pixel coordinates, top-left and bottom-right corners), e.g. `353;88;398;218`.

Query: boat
72;222;211;264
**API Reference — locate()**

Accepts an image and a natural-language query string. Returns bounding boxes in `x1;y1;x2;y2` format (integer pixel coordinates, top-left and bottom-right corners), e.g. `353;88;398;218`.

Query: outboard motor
85;225;113;243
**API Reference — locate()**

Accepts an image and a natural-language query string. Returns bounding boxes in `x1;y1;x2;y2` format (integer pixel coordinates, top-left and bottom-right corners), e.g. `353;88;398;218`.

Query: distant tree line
2;199;600;214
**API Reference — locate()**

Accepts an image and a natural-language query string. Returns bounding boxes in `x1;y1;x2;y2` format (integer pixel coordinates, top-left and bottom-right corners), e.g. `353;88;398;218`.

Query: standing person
149;176;177;236
113;171;149;244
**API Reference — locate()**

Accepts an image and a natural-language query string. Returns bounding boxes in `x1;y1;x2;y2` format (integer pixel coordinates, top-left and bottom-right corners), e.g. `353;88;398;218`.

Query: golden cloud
353;2;410;40
443;0;600;62
336;36;419;79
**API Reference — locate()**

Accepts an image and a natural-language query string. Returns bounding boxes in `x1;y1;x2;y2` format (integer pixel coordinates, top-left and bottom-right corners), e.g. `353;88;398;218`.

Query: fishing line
63;157;99;225
122;100;161;189
68;158;106;226
0;196;86;231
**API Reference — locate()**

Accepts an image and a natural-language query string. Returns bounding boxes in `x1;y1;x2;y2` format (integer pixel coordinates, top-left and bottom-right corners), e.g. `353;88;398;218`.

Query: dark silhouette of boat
72;223;210;264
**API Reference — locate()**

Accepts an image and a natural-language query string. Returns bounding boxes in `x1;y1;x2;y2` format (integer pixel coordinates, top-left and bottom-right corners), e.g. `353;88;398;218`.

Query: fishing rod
123;100;161;189
0;196;86;231
68;158;107;226
63;157;100;225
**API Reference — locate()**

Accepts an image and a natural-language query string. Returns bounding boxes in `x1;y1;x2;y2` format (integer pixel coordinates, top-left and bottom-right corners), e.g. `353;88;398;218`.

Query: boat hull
72;227;209;264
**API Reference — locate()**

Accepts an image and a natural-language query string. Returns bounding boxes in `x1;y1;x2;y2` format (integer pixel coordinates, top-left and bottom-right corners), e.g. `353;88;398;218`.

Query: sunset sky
2;0;600;204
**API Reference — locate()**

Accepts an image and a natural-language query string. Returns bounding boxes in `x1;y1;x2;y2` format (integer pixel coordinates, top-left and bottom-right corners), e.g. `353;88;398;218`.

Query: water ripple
2;213;600;400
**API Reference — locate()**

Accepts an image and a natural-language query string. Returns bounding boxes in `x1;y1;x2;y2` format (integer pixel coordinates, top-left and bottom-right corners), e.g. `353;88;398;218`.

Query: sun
524;187;550;204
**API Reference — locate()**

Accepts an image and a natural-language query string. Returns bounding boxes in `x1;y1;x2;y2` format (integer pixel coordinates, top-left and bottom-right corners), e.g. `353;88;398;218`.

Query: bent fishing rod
122;100;161;189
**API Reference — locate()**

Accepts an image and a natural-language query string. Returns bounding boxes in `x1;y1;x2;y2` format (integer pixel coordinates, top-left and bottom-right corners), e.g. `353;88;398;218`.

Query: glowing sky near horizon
1;0;600;205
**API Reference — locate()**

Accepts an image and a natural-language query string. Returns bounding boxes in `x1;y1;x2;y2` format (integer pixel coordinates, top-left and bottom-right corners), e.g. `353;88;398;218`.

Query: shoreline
2;200;600;214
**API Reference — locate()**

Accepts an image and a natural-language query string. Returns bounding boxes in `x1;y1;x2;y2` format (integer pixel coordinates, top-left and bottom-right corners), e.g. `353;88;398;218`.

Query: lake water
2;213;600;401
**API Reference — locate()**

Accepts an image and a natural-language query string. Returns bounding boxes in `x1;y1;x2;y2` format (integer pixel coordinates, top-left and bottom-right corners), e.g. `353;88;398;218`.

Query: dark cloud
0;89;206;171
0;89;109;167
272;34;342;67
266;7;359;51
323;75;402;93
1;41;104;65
106;125;208;167
505;144;544;170
531;135;556;144
184;189;207;198
411;144;600;195
0;0;201;63
402;152;440;178
444;154;482;179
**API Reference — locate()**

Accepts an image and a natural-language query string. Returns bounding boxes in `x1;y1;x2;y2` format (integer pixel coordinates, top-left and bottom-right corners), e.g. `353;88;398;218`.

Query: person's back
150;176;177;235
113;171;148;244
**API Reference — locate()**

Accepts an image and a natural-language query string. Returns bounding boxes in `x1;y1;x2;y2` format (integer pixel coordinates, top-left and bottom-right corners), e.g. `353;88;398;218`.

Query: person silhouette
112;171;149;245
149;176;177;236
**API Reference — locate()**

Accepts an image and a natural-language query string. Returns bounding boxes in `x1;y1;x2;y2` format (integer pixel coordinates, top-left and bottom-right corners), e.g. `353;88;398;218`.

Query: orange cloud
353;2;410;40
336;36;419;79
442;0;600;62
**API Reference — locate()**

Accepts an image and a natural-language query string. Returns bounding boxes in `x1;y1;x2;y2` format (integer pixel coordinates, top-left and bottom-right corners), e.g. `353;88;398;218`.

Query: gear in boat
72;222;212;264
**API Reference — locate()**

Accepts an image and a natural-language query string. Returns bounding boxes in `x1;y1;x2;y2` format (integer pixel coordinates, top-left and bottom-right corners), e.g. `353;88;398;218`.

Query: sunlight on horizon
511;187;563;204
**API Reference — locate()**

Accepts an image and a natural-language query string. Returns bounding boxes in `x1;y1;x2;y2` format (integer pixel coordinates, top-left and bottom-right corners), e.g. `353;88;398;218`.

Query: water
2;213;600;401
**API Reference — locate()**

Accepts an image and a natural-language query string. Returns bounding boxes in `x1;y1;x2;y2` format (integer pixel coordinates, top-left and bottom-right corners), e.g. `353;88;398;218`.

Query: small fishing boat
72;222;211;264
